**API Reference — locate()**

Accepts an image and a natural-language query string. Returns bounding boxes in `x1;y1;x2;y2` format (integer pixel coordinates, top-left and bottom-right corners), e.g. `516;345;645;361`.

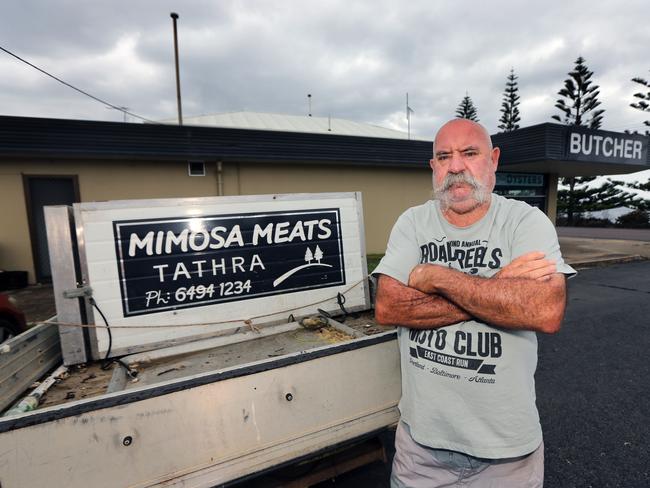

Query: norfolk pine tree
620;70;650;219
557;179;644;226
455;93;479;121
498;68;521;132
552;56;612;225
630;70;650;135
552;56;605;128
626;179;650;193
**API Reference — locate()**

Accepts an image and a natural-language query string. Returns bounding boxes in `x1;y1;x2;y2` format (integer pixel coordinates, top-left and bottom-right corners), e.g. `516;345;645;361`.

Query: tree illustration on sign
314;245;323;263
273;245;333;287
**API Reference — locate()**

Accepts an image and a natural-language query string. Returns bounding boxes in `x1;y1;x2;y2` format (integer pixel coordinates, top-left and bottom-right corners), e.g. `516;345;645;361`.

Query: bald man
373;119;576;487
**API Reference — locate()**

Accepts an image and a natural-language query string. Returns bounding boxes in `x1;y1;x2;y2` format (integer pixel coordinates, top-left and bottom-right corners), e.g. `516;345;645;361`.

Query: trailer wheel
0;318;19;343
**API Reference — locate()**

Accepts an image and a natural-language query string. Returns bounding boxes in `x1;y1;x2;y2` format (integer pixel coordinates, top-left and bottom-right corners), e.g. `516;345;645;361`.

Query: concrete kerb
567;255;647;270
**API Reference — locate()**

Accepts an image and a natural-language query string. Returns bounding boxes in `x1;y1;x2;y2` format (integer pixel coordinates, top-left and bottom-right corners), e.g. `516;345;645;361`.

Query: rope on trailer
37;278;368;330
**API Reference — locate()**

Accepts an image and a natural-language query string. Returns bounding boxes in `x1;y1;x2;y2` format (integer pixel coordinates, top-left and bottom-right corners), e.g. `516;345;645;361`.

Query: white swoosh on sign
272;263;333;287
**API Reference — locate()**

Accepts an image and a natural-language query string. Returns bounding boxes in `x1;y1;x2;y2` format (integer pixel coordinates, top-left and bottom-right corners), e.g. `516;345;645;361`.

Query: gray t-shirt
373;194;576;459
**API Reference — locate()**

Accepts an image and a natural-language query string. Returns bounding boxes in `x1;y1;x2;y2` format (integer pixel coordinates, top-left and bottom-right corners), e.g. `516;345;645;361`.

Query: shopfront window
494;172;547;210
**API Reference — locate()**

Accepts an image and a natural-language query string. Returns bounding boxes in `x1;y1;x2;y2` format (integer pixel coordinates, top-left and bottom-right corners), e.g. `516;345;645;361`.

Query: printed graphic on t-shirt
408;329;501;384
411;234;505;384
419;236;502;274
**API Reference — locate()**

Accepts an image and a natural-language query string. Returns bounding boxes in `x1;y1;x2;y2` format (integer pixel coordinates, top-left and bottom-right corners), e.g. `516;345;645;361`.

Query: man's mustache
440;173;480;192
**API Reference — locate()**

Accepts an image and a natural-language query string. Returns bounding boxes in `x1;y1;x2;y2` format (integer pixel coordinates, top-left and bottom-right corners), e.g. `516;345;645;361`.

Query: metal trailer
0;193;400;488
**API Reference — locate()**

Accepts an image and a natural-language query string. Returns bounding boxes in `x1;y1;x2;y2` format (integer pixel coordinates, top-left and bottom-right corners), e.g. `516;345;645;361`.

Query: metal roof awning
0;115;431;167
0;116;647;177
493;124;649;177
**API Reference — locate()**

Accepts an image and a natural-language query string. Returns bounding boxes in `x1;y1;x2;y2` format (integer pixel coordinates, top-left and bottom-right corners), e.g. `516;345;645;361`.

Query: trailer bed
37;311;390;409
0;312;399;488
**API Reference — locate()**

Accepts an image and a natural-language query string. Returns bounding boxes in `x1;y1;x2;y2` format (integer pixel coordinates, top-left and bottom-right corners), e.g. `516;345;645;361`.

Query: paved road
303;261;650;488
557;226;650;242
538;261;649;488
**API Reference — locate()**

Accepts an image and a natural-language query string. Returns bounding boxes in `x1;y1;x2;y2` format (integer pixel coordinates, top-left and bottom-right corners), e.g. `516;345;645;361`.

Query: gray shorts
391;421;544;488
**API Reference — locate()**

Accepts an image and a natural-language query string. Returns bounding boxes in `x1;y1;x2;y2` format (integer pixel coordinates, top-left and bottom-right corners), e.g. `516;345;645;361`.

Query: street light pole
170;12;183;126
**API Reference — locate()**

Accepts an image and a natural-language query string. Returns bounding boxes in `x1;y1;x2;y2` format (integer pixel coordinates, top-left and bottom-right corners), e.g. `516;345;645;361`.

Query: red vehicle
0;293;28;343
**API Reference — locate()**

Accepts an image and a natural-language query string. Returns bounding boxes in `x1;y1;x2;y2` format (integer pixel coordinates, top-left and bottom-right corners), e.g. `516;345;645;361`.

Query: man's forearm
374;274;472;328
409;265;566;333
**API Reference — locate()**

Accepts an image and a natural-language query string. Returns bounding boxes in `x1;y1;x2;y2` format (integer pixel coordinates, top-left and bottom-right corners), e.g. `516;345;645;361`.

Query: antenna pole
170;12;183;126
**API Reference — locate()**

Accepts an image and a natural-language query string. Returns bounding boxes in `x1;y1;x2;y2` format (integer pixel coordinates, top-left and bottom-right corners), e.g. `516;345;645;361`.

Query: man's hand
374;274;471;328
408;263;436;291
494;251;556;281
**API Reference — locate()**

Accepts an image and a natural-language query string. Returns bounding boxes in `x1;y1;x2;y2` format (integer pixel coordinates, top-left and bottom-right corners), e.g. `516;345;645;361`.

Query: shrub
616;209;650;228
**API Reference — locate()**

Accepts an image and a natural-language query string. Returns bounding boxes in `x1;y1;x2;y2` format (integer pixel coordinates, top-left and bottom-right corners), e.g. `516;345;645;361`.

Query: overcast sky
1;0;649;182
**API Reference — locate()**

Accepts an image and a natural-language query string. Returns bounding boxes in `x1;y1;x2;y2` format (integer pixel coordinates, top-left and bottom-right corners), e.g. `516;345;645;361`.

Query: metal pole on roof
106;106;129;122
406;93;410;140
308;94;312;117
406;93;415;140
170;12;183;126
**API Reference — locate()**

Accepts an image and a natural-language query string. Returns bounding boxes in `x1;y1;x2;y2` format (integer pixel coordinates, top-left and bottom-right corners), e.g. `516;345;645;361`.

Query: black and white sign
566;128;648;165
113;209;345;316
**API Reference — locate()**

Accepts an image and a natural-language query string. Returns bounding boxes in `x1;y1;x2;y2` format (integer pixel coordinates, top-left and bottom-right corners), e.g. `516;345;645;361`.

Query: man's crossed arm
374;252;567;334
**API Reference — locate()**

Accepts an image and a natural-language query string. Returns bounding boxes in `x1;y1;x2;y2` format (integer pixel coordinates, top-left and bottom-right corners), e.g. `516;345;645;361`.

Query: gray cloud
1;0;648;141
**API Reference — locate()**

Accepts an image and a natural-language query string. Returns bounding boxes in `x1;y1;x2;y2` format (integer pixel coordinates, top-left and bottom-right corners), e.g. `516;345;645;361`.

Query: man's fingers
495;252;556;280
515;261;556;279
521;259;556;273
498;257;554;279
524;263;557;280
510;251;545;265
498;252;546;276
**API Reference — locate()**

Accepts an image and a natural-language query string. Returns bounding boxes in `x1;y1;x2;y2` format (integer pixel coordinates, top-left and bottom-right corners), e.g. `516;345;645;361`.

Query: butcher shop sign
566;127;648;165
